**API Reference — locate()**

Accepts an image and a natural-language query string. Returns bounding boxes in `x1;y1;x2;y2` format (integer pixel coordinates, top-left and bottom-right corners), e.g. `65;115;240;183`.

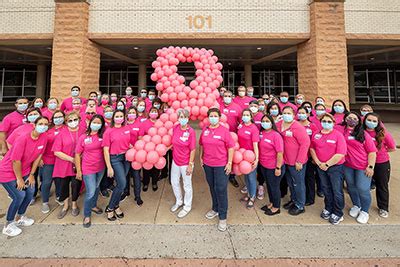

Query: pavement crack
227;228;238;260
153;178;166;224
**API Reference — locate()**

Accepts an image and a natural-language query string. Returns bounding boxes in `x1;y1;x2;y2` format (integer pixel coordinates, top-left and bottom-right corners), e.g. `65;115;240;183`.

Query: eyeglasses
67;119;79;123
321;120;333;124
53;116;64;120
86;112;96;115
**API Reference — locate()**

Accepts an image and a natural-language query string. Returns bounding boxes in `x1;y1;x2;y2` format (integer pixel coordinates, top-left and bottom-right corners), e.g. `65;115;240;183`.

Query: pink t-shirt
0;111;25;138
301;122;319;139
145;98;153;113
125;95;134;109
76;133;105;175
6;123;34;146
102;125;132;155
171;125;196;166
311;129;347;165
277;120;310;165
365;130;396;164
220;102;241;132
60;97;87;113
199;125;235;167
233;96;257;111
259;130;284;169
52;127;81;178
237;123;260;151
127;119;142;144
343;129;377;170
253;112;263;130
278;101;298;113
42;109;55;121
309;115;323;131
42;126;64;165
333;113;345;125
0;132;47;183
140;119;155;136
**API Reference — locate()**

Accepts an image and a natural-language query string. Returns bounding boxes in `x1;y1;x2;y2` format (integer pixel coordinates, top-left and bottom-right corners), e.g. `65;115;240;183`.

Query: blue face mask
90;123;102;131
148;95;155;101
264;99;270;105
305;107;312;113
34;102;43;109
334;105;345;114
154;104;161;110
209;117;219;125
117;105;124;111
27;114;40;123
259;106;265;111
35;125;48;134
141;93;147;98
296;99;304;105
270;109;279;116
242;116;251;123
137;106;145;113
297;113;308;121
321;122;334;130
247;92;253;97
104;112;113;119
17;103;28;112
316;110;326;117
179;118;189;126
280;97;289;103
361;111;369;117
71;90;79;97
53;117;64;126
282;114;294;123
48;103;57;110
365;120;378;129
223;97;232;104
261;122;272;130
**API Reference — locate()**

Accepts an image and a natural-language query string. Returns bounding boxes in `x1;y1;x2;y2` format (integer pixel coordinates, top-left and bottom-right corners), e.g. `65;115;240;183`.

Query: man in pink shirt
60;86;87;113
219;91;241;133
233;86;257;111
278;91;298;113
216;87;227;107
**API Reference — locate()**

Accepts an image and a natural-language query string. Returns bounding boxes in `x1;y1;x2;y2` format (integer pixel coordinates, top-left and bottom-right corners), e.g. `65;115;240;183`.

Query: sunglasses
67;119;79;123
86;112;96;115
321;120;333;124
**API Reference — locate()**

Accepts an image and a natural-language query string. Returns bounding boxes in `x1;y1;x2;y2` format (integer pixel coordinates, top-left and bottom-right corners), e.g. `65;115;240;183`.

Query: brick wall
297;0;349;106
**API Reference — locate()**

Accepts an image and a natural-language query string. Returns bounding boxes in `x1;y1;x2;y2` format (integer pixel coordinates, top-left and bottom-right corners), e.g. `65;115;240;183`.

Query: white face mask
67;120;79;128
238;91;245;97
250;106;258;113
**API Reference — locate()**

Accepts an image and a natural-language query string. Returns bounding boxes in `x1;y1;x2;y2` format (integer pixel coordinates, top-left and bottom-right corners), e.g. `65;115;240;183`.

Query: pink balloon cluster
230;133;256;175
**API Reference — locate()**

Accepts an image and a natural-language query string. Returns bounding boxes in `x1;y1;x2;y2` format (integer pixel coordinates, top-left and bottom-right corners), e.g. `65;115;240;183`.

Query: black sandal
105;206;116;221
83;217;91;228
114;206;124;219
143;185;148;192
91;207;103;215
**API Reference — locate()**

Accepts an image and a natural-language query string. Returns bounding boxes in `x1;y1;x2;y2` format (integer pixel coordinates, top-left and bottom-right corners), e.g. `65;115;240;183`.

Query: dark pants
57;176;82;202
100;167;113;192
280;175;288;198
203;165;229;220
285;165;306;210
260;165;286;208
373;161;391;212
317;164;345;217
143;167;160;186
161;150;172;181
108;154;130;210
257;164;263;186
305;159;317;204
124;167;142;199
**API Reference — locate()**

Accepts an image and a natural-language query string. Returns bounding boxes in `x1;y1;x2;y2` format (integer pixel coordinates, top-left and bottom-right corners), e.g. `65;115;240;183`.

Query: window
0;68;37;102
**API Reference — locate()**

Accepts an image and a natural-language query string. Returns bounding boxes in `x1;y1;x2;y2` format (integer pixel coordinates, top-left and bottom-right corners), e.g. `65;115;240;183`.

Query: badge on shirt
132;127;139;132
37;145;44;150
327;139;336;144
264;138;272;143
140;118;147;122
229;110;236;113
204;130;210;136
223;108;229;114
348;136;355;140
124;130;130;134
314;133;322;140
213;135;221;139
244;130;251;135
54;131;60;136
84;137;92;144
285;130;293;137
306;129;313;136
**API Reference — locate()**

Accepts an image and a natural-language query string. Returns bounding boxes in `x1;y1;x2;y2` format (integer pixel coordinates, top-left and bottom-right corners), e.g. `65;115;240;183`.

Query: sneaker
257;185;265;200
29;198;36;206
170;203;182;213
379;209;389;218
329;214;344;225
205;210;219;220
120;192;129;202
320;209;331;220
55;197;63;206
288;206;305;216
177;209;190;218
240;186;248;194
16;216;34;227
356;211;369;224
136;197;144;206
41;203;50;214
2;222;22;237
283;201;294;210
229;178;239;188
349;206;361;218
317;191;325;198
217;219;227;232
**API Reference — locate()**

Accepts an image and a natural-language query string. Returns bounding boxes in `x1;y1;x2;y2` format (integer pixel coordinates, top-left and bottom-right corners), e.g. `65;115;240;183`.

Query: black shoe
152;184;158;192
105;206;116;221
143;185;148;192
135;197;143;206
83;218;91;228
265;208;281;216
114;206;124;219
317;191;325;198
120;192;129;202
229;178;239;188
91;207;103;215
305;201;315;206
283;201;294;210
288;206;305;216
370;184;376;191
261;205;269;212
100;190;110;198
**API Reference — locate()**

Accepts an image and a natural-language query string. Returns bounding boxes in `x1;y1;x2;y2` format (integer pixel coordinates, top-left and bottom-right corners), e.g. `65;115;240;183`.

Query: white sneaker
29;198;35;206
55;197;63;206
379;209;389;218
2;222;22;237
170;203;182;213
257;185;265;200
218;219;227;232
356;211;369;224
41;203;50;214
177;209;190;218
205;210;219;220
240;186;248;194
349;206;361;218
17;216;35;227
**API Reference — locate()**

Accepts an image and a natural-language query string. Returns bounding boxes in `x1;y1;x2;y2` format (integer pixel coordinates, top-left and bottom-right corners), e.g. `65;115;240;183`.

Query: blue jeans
108;154;130;210
317;164;345;217
1;175;34;222
203;165;229;220
39;164;61;203
83;169;105;217
285;165;306;209
244;168;257;199
124;168;142;199
344;166;372;213
260;165;286;208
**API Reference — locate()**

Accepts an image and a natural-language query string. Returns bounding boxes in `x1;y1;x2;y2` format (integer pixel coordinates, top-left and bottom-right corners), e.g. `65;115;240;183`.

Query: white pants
171;160;193;211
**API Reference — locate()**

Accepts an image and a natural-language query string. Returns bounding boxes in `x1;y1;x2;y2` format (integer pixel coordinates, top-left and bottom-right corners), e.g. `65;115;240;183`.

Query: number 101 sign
186;15;212;30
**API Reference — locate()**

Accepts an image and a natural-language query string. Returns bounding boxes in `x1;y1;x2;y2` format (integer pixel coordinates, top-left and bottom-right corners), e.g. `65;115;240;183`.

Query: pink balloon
233;151;243;164
160;113;169;123
131;161;142;170
169;92;177;101
156;83;164;91
230;132;238;142
239;148;246;154
162;135;172;146
233;164;242;176
243;150;256;163
154;157;166;169
155;144;167;156
200;106;208;116
239;160;252;175
190;80;198;89
169;113;178;123
172;101;180;110
234;142;240;150
168;128;173;136
188;98;197;107
142;135;151;143
178;92;186;101
147;151;160;164
151;135;162;145
143;162;154;170
164;120;174;130
134;140;145;150
144;142;156;152
150;73;158;82
160;93;169;103
126;148;136;162
204;97;214;107
191;106;200;116
135;150;147;163
154;120;164;128
148;127;158;137
158;127;168;136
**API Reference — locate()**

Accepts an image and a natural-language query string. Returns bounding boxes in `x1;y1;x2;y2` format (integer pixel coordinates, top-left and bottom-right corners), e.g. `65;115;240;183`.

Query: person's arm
199;146;203;166
365;152;376;178
295;126;311;170
275;152;283;176
310;148;320;166
74;153;83;180
0;132;8;155
27;155;42;187
252;142;259;169
103;147;114;177
225;147;234;175
186;149;196;175
54;151;74;163
12;160;25;190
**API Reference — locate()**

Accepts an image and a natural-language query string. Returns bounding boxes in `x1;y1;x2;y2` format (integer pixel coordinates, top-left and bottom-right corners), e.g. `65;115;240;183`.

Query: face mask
137;106;145;113
220;91;225;97
238;91;245;97
270;109;279;116
334;105;345;113
104;112;113;119
209;117;219;125
101;99;109;105
126;90;132;96
111;96;117;102
346;117;358;127
27;114;40;123
242;115;251;123
114;117;124;124
261;122;272;130
321;122;334;130
305;107;312;113
90;123;102;131
67;120;79;128
127;114;137;120
71;91;79;97
148;95;155;101
53;117;64;126
264;99;270;105
280;97;289;103
259;106;265;111
223;97;232;105
365;120;378;129
140;93;147;98
316;100;324;105
282;114;294;123
48;103;57;110
132;101;138;107
316;110;326;117
72;104;81;110
179;118;189;126
249;107;258;113
34;102;43;109
296;99;303;105
35;125;48;134
361;111;369;117
297;114;308;121
149;113;158;119
247;92;253;97
154;104;161;110
117;105;124;111
17;103;28;112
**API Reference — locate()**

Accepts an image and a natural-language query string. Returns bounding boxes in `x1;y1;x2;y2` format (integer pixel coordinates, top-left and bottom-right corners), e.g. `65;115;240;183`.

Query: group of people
0;84;396;236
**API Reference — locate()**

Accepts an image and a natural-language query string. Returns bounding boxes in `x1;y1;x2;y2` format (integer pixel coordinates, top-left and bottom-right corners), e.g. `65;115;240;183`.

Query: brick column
297;0;349;106
50;0;100;101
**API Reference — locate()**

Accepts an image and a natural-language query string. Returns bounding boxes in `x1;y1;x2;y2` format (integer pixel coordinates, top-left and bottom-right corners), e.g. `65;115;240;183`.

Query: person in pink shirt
60;86;87;113
39;110;65;214
0;96;29;155
52;111;84;219
278;91;298;113
313;96;331;114
6;107;41;148
330;100;349;133
295;94;305;108
237;109;260;209
257;98;266;113
363;113;396;218
310;113;347;225
103;105;114;128
219;90;241;134
136;99;147;122
342;112;377;224
309;104;327;131
143;89;156;113
110;93;118;109
216;87;227;107
360;104;373;118
124;87;134;108
98;94;111;115
277;106;310;215
258;114;285;216
170;109;196;219
0;116;49;237
103;110;131;221
249;100;263;130
42;98;59;121
31;97;45;113
267;102;282;123
75;115;106;228
200;108;234;232
233;86;256;111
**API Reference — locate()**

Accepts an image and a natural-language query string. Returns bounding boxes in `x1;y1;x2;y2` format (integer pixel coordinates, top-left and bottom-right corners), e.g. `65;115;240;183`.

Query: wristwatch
325;163;330;168
275;167;281;170
368;165;374;170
